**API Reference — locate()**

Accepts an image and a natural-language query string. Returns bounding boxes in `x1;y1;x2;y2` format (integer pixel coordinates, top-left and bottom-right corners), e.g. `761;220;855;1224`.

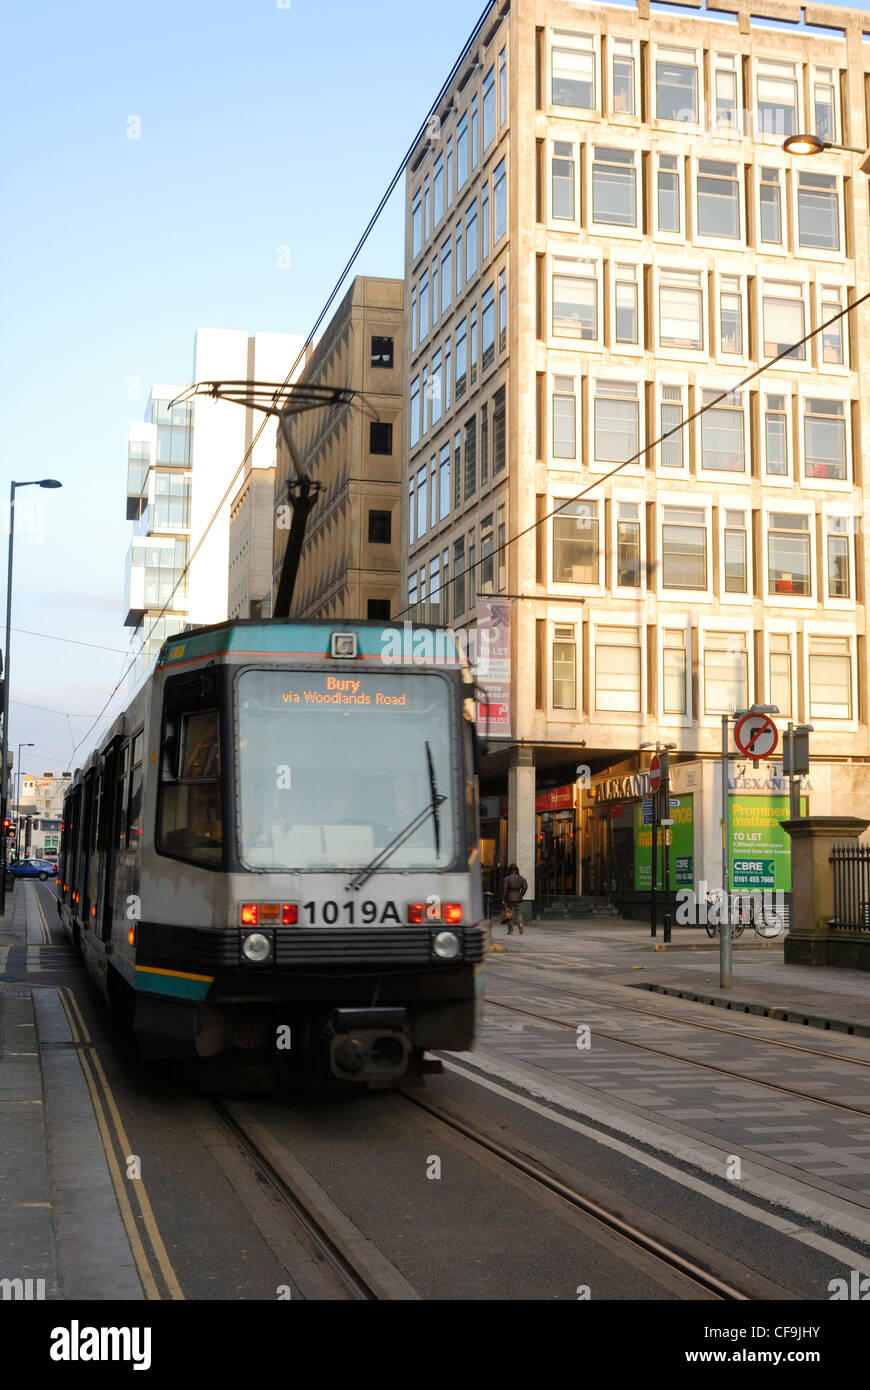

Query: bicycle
703;891;784;939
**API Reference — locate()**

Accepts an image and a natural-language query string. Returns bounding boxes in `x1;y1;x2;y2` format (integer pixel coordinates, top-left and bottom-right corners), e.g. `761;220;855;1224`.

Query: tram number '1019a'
301;901;402;925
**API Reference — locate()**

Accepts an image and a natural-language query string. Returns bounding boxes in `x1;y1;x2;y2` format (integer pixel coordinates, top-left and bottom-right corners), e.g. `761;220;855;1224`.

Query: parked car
8;858;57;881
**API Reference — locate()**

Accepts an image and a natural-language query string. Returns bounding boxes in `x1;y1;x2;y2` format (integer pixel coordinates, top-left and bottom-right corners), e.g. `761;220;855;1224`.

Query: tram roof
155;619;468;670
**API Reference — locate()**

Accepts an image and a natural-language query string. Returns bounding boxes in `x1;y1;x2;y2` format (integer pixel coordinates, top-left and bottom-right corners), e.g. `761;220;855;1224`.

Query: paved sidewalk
486;913;870;1038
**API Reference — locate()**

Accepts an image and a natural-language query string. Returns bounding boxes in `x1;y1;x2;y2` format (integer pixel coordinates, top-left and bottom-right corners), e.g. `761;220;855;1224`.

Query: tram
57;619;485;1085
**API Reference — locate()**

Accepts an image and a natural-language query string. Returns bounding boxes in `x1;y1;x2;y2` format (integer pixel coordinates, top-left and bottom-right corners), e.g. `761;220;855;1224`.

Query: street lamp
15;741;34;861
782;134;867;157
640;740;678;940
0;479;62;915
719;704;779;990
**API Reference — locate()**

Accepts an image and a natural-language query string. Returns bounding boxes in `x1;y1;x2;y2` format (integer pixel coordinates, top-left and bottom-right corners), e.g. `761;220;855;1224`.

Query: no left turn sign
734;713;779;759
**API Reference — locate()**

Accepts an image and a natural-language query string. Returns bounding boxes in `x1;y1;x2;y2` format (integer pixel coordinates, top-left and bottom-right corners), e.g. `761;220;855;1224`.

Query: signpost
649;756;661;793
734;712;779;762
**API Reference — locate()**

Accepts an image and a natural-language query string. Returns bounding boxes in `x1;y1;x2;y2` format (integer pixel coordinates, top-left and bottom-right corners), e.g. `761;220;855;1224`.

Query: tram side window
127;731;144;849
158;709;222;867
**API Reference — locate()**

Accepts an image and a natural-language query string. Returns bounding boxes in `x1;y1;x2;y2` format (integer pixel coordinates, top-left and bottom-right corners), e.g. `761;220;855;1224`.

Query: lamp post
782;134;867;158
719;703;779;989
640;740;677;940
0;479;62;915
15;741;34;860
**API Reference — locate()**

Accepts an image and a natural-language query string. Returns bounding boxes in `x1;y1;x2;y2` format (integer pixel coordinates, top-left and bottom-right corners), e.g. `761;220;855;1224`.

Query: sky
1;0;868;787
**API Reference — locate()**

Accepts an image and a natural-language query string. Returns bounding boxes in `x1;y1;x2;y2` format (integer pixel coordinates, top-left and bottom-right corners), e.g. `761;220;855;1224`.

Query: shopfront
535;785;577;899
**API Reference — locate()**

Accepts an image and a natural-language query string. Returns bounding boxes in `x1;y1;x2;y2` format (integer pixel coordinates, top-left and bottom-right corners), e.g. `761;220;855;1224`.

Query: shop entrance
535;808;576;902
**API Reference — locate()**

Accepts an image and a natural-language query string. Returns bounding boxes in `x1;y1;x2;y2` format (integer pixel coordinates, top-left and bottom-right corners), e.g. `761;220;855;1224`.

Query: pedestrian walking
501;863;528;935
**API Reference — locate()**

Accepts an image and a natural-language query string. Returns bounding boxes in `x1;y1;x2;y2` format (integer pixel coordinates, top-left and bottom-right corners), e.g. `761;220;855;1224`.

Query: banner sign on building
634;795;694;891
728;795;805;891
476;598;511;738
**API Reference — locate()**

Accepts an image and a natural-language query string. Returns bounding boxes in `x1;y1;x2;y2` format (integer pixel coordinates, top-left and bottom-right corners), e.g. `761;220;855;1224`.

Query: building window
370;421;393;455
592;147;637;227
809;636;851;719
482;285;496;369
701;390;744;473
723;509;747;593
419;270;429;342
596;626;640;712
660;385;685;469
483;66;495;148
416;466;427;541
410;287;417;353
719;276;742;354
471;94;479;170
444;338;452;411
408;573;418;609
552;33;596;109
762;282;805;359
412;190;422;258
493;386;506;473
663;629;687;714
764;394;789;476
659;269;703;350
655;47;698;122
457;113;468;190
371;336;394;368
367;599;391;621
615;264;639;345
466;202;478;280
552;141;575;219
448;537;463;617
827;516;850;598
497;507;506;590
408;475;415;545
493;159;507;242
616;501;641;587
410;376;421;449
455;319;467;399
455;221;463;295
498;270;507;352
453;430;461;509
611;38;635;114
594;380;638;463
433;154;444;228
499;47;507;125
430;555;442;612
759;167;782;244
804;398;847;480
470;306;478;385
714;54;739;132
704;633;748;715
553;265;597;340
482;182;490;259
468;541;476;608
757;59;798;136
821;285;845;365
814;67;836;142
480;514;494;594
552;625;577;708
464;416;476;500
421;365;429;435
430;352;443;426
441;239;452;315
797;172;839;251
446;136;453;207
696;159;740;239
368;510;391;544
656;154;681;234
552;376;576;459
767;512;811;596
554;500;598;584
662;506;707;589
768;633;792;717
439;444;450;520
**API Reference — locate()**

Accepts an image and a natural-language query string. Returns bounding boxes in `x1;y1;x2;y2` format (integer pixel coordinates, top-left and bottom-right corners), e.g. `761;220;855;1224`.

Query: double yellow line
57;985;184;1301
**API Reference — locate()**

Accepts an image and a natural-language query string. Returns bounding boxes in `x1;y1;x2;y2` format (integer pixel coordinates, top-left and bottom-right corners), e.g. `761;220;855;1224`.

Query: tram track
396;1085;758;1300
485;997;870;1121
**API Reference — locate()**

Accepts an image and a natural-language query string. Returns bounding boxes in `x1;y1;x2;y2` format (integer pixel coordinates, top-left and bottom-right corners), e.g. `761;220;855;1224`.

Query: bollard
663;912;672;944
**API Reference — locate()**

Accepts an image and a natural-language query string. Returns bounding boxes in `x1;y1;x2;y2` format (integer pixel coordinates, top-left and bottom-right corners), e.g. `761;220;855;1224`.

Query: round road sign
649;755;661;791
734;713;779;759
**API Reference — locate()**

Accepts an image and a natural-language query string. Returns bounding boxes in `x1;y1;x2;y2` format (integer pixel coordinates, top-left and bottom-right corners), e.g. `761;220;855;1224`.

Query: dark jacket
503;870;528;905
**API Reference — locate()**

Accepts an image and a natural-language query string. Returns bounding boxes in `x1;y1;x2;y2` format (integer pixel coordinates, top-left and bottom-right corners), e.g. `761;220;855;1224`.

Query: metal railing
830;843;870;931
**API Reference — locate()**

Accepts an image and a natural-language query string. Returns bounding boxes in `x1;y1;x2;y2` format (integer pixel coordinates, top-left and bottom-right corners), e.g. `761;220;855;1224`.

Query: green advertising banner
634;794;694;891
728;795;805;892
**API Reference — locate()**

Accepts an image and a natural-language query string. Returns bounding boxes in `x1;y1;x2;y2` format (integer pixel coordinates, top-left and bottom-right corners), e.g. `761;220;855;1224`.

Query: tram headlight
241;931;274;964
433;930;460;960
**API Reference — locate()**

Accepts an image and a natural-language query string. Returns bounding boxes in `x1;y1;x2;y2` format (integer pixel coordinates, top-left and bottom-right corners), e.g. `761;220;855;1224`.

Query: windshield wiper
346;741;447;892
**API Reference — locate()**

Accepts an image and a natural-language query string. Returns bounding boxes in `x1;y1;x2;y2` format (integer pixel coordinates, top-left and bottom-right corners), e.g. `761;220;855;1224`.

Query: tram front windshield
236;669;457;871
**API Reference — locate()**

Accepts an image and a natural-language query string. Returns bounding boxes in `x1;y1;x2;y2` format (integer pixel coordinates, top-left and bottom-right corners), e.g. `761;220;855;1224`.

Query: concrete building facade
272;277;403;621
403;0;870;912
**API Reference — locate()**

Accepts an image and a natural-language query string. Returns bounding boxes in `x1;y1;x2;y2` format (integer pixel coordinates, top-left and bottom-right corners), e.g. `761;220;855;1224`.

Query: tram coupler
327;1007;411;1083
